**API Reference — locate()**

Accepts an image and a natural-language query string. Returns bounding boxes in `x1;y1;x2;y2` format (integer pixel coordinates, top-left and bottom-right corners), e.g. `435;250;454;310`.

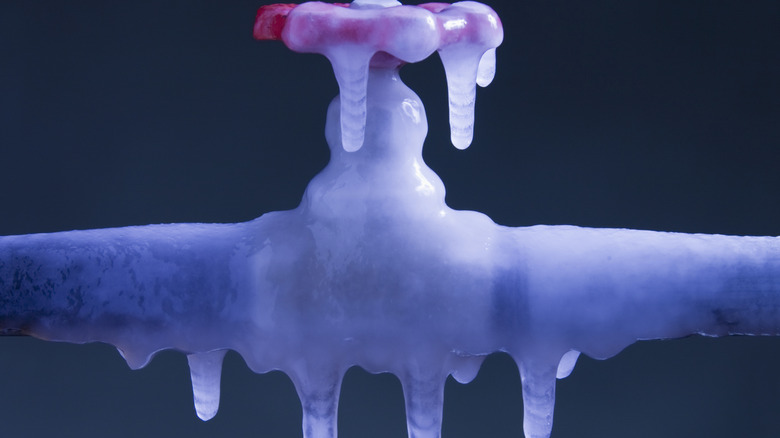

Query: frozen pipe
2;2;779;438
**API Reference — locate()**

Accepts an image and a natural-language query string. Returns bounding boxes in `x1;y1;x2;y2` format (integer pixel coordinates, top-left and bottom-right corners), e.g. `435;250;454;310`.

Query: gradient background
1;1;779;437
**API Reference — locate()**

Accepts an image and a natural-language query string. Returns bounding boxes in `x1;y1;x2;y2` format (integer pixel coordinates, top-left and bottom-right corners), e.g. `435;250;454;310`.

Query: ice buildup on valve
254;0;503;151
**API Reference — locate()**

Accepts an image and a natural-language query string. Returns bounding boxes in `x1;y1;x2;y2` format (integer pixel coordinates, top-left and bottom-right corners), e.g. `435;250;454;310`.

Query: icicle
291;365;344;438
438;48;480;150
187;349;228;421
116;346;153;371
518;360;558;438
476;48;497;87
326;47;373;152
556;350;580;379
436;3;503;149
401;371;446;438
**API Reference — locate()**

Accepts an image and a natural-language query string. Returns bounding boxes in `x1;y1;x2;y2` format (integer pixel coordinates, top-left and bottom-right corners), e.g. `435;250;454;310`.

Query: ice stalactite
518;360;558;438
477;48;497;87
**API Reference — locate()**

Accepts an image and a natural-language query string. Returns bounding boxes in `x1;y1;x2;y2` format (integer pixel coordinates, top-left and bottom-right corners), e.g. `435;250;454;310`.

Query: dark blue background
1;1;779;437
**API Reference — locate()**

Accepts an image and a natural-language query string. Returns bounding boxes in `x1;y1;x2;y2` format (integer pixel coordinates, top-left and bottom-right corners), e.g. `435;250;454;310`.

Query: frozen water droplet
519;360;557;438
401;371;445;438
436;2;503;149
556;350;580;379
438;48;479;150
327;48;373;152
448;355;485;384
187;349;227;421
477;48;497;87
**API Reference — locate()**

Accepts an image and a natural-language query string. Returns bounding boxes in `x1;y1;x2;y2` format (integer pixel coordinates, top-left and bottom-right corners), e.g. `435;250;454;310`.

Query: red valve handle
253;2;502;55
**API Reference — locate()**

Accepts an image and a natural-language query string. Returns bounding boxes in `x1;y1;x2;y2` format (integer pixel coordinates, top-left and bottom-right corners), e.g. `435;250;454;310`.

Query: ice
402;373;446;438
289;364;344;438
556;350;580;379
187;350;227;421
477;48;497;87
3;57;778;438
437;2;503;149
519;361;557;438
1;2;779;438
351;0;401;8
438;47;479;149
279;1;501;151
281;1;441;151
326;47;372;152
447;355;486;384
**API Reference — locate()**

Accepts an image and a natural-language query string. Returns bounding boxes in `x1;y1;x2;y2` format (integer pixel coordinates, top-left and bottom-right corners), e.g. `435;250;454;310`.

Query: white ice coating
1;2;779;438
